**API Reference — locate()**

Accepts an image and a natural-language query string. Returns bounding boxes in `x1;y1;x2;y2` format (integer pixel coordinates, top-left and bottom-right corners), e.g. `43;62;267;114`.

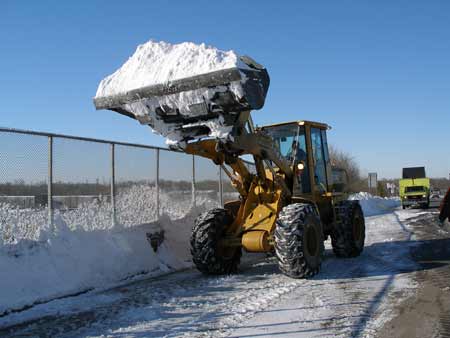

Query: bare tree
430;178;450;193
329;145;365;192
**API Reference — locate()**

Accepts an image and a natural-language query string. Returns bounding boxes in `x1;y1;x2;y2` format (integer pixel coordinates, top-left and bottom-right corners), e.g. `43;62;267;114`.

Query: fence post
48;136;53;232
110;143;116;227
192;155;196;208
219;166;224;207
156;148;160;220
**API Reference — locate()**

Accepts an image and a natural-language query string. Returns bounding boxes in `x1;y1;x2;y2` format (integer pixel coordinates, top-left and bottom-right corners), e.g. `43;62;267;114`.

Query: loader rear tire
275;203;324;278
331;201;365;258
190;208;241;275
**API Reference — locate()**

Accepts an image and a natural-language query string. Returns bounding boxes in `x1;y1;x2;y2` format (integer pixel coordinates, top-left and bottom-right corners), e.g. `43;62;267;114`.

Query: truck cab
399;177;430;209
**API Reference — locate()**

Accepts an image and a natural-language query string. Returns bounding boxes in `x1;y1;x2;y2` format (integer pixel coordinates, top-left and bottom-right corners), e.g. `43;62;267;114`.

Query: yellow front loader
94;53;366;278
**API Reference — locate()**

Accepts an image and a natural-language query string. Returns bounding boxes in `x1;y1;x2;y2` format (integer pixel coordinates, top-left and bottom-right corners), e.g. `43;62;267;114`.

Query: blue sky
1;1;449;179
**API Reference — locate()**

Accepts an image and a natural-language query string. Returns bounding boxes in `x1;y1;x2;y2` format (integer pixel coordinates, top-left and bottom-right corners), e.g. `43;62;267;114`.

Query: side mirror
331;167;348;192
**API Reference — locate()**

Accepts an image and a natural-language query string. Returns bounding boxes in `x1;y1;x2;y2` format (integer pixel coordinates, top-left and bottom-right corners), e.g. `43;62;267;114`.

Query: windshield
264;124;310;193
405;186;425;193
263;124;306;163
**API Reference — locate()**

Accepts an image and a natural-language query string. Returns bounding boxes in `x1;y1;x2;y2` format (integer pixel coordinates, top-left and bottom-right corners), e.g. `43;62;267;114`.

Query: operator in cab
286;140;307;163
286;140;311;193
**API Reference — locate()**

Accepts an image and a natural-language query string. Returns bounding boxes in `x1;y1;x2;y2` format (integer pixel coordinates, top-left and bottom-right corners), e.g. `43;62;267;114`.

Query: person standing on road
439;187;450;224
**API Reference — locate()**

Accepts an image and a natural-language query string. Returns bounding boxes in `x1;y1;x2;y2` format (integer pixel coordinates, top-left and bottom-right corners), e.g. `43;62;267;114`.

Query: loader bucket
94;55;269;144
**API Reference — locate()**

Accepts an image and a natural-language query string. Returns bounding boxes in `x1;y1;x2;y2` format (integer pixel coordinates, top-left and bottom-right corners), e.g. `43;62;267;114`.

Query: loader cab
262;120;335;227
262;120;332;196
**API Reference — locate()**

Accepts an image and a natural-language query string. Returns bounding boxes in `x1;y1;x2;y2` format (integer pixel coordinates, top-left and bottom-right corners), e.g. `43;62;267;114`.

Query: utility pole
368;172;377;196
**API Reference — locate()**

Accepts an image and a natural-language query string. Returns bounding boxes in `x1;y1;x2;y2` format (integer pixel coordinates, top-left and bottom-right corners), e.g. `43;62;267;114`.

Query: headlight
422;194;426;198
297;163;305;170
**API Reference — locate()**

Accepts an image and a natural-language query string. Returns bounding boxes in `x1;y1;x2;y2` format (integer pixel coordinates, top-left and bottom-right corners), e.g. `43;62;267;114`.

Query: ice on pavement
95;40;252;145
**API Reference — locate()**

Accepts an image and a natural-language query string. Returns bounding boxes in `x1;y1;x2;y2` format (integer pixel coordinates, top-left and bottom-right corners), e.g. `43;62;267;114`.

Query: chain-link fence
0;128;251;244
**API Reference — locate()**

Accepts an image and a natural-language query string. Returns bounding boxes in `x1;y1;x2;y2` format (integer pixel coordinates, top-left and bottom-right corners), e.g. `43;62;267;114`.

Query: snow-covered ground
229;211;417;338
0;192;420;338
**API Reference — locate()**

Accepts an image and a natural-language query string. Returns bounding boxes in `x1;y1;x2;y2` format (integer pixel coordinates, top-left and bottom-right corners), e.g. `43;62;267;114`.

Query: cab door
310;127;329;192
310;127;334;226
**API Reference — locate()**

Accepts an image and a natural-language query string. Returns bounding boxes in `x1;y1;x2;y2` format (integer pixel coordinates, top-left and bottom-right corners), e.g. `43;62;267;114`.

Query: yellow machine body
185;120;345;253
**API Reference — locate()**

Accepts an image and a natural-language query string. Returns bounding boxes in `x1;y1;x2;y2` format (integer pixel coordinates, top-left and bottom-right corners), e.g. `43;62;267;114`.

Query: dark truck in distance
399;166;430;209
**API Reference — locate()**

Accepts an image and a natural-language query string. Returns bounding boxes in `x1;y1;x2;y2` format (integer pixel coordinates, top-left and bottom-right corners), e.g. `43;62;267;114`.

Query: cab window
263;124;311;193
311;127;328;192
297;129;311;193
264;124;299;161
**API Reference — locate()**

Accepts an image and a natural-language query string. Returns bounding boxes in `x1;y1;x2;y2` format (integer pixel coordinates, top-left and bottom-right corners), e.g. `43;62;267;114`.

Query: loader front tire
332;201;365;258
190;208;241;275
275;203;324;278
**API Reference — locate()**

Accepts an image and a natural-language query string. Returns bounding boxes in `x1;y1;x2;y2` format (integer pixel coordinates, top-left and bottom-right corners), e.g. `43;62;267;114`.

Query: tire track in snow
0;258;303;338
228;210;419;338
319;211;418;338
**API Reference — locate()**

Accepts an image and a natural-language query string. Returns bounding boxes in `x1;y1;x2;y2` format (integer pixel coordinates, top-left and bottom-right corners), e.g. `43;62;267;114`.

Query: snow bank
0;218;188;316
0;185;217;243
0;185;214;316
349;192;400;216
0;203;48;244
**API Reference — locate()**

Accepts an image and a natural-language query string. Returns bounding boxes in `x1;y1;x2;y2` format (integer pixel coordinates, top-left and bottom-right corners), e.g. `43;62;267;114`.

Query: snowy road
0;208;439;338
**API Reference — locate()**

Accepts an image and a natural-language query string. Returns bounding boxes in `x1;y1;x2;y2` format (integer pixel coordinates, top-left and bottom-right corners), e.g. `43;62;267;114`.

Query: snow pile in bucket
94;41;253;145
96;41;248;97
349;192;400;216
0;185;215;316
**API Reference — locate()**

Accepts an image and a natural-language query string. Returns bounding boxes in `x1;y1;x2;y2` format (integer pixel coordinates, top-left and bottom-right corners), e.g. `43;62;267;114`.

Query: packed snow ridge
96;41;249;97
350;192;400;216
0;185;219;316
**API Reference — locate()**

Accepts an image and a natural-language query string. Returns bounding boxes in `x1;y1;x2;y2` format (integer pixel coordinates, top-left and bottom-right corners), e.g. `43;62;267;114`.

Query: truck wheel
275;203;324;278
190;208;241;275
332;201;366;258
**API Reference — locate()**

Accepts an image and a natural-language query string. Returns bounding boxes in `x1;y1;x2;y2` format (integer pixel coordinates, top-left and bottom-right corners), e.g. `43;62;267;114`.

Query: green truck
399;167;430;209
